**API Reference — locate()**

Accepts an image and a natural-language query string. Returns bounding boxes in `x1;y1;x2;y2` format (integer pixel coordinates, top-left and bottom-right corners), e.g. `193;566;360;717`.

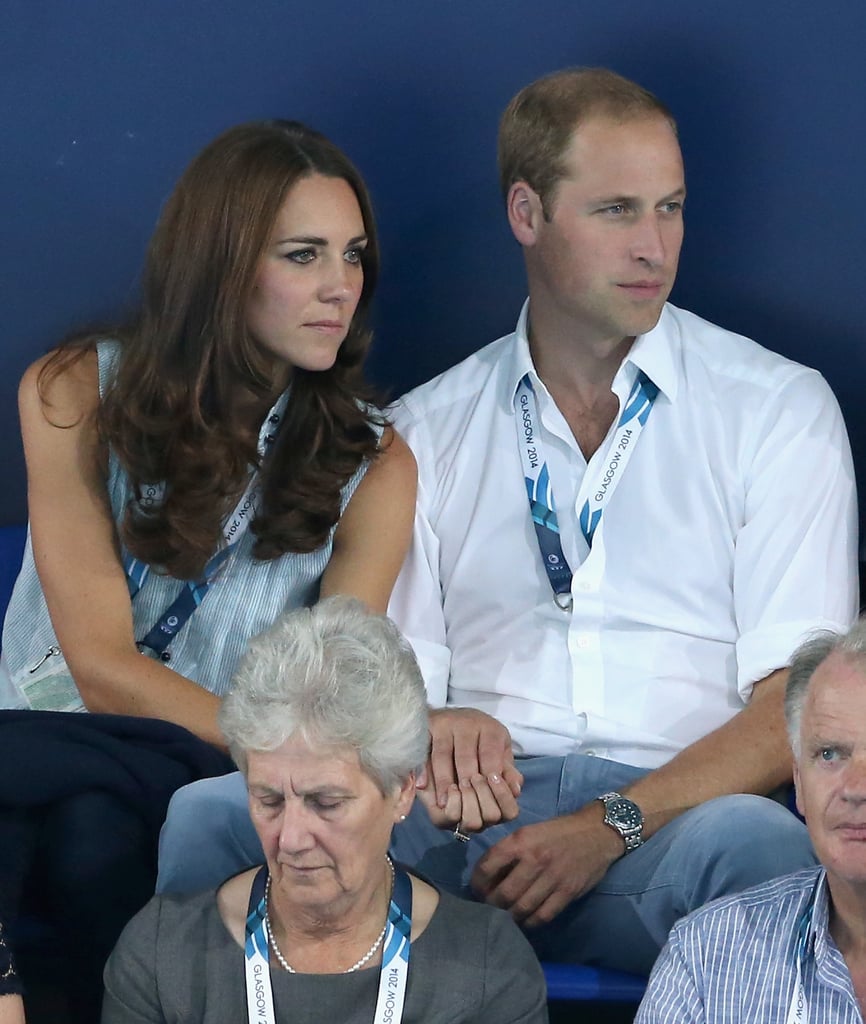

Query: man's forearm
620;667;792;841
472;668;795;923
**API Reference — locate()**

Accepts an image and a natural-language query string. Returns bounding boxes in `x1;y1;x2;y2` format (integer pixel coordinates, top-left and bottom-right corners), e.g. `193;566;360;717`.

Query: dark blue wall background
3;0;865;536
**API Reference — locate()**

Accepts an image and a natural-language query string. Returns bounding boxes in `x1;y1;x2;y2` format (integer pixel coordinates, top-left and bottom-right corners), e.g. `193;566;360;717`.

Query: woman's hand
414;707;523;832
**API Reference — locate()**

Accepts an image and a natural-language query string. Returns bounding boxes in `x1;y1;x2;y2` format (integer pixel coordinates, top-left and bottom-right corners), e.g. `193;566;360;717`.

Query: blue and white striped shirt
636;868;863;1023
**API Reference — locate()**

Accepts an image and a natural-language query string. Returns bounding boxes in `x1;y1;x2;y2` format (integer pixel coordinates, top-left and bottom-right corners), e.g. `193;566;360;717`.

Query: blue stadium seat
0;523;26;643
543;962;647;1003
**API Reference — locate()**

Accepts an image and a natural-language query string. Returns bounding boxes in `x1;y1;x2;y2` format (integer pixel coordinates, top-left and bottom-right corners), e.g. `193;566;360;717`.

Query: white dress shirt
388;302;858;769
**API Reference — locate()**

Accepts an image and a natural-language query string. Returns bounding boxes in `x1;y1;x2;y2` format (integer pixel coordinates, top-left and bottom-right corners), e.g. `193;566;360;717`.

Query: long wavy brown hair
40;120;383;581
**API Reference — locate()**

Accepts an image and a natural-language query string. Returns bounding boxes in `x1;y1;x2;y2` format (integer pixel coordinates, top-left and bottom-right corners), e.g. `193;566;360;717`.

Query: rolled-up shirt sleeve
733;368;858;700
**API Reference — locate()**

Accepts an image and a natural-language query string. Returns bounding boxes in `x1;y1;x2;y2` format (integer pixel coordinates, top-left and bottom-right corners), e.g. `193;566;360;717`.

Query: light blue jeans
157;754;815;974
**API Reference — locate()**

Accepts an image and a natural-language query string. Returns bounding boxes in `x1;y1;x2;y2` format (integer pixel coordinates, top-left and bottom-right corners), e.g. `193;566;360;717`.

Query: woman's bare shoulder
377;424;416;474
18;347;100;428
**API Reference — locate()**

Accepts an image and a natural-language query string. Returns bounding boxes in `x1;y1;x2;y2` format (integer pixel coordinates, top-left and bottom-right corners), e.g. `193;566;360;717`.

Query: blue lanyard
515;376;574;610
123;390;289;657
244;863;413;1024
786;876;822;1024
577;370;658;545
514;369;658;609
125;544;236;656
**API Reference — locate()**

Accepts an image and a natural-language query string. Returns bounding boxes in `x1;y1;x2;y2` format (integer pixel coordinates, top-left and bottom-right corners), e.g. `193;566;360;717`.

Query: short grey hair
785;620;866;758
219;596;430;792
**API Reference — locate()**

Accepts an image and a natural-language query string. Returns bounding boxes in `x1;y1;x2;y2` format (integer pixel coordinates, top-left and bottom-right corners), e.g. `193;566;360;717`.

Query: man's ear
507;181;545;246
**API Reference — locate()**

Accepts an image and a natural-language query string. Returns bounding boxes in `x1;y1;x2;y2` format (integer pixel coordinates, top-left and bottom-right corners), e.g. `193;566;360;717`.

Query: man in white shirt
155;67;857;972
386;66;858;972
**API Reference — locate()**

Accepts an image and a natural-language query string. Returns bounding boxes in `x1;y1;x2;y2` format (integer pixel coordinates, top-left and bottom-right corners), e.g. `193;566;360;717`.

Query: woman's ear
393;771;416;822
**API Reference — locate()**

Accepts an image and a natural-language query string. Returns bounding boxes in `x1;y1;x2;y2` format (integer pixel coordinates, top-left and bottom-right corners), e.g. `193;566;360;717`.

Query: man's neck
527;313;634;461
829;880;866;960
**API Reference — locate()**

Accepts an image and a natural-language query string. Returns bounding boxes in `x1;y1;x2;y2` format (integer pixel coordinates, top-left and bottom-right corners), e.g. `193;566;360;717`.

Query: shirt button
576;635;591;649
577;580;593;592
584;749;597;757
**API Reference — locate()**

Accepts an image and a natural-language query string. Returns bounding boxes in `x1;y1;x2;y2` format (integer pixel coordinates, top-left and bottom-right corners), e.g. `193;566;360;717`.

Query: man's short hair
497;66;677;218
785;619;866;757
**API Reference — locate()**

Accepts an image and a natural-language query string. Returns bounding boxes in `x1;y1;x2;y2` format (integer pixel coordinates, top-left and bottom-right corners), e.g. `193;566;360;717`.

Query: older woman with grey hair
102;597;547;1024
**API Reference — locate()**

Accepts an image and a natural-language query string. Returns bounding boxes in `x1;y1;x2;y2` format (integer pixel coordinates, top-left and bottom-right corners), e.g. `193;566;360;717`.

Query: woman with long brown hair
0;120;415;1022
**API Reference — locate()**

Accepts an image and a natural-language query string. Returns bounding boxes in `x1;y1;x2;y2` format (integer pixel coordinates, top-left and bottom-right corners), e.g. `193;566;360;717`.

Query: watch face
608;798;642;829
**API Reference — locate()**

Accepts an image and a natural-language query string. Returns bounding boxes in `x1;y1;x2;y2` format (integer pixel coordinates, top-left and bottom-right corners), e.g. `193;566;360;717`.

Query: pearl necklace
265;857;395;974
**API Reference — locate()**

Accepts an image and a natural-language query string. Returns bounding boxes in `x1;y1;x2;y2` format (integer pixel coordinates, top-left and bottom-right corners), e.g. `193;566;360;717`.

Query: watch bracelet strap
598;791;645;852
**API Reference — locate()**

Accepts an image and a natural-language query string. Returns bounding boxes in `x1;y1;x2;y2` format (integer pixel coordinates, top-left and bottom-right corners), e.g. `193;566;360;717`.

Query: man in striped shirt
636;622;866;1022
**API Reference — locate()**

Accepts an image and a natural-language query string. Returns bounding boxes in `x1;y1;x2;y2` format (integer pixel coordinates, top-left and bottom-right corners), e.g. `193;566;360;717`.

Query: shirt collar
507;300;538;397
506;298;680;404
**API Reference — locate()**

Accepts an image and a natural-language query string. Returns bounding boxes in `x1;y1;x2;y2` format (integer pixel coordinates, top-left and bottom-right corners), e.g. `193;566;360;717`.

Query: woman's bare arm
320;426;417;613
19;351;224;747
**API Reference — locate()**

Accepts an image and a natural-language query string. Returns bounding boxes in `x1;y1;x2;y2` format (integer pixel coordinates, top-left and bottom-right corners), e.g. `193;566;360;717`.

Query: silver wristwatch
598;791;644;852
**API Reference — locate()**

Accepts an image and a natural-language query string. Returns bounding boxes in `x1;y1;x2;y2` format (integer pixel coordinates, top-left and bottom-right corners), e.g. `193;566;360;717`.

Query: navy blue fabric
0;709;232;828
0;710;233;1022
0;915;21;997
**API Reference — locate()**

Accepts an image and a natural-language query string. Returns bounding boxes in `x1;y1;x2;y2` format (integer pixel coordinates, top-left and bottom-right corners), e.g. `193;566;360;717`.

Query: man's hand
417;708;523;831
470;803;624;926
